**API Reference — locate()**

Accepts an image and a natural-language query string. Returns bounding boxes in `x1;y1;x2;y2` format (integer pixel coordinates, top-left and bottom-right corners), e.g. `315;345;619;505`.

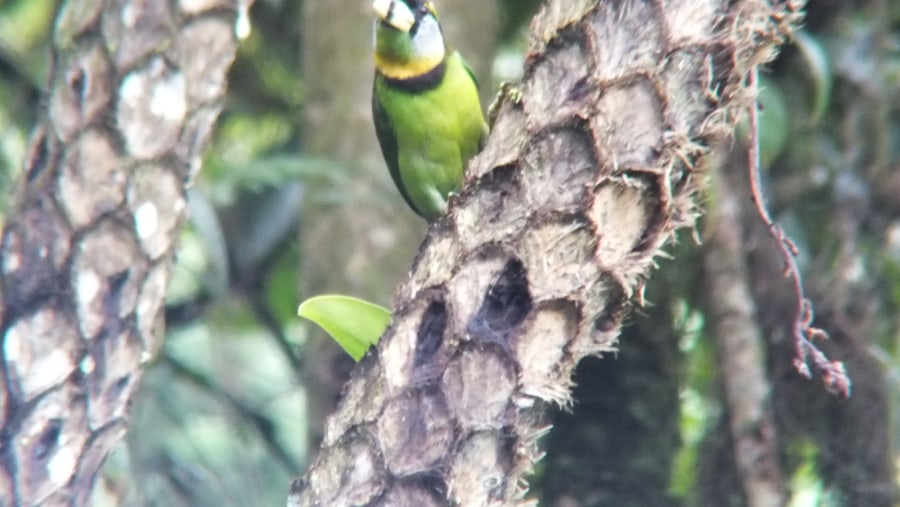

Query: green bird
372;0;488;221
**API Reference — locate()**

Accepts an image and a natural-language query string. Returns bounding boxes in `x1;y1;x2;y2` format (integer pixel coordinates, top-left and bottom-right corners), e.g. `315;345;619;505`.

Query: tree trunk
288;0;803;505
0;1;251;504
702;159;784;507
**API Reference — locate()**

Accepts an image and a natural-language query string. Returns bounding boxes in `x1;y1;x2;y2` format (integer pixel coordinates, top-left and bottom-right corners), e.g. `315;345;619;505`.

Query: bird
371;0;488;221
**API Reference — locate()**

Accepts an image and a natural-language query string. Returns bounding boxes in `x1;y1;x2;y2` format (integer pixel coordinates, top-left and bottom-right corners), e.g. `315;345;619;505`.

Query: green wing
372;82;420;215
460;53;480;91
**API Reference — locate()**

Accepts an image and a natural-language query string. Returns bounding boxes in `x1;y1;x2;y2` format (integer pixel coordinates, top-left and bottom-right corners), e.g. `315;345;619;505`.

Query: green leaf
755;75;789;168
737;75;789;168
297;295;391;361
792;30;832;125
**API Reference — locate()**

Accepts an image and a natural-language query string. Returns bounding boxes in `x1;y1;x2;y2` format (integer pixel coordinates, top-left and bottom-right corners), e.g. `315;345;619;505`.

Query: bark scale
289;0;803;505
0;1;251;504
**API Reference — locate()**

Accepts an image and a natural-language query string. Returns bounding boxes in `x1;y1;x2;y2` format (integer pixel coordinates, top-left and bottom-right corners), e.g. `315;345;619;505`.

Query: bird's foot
488;82;523;129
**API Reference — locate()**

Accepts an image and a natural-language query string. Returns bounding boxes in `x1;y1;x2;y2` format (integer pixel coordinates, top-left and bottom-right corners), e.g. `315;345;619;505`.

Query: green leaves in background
792;30;831;125
735;30;836;170
298;295;391;361
736;73;789;168
755;74;789;169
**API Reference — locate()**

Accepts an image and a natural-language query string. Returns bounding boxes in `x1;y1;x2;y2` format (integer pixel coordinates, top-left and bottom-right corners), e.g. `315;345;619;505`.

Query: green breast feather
373;52;487;221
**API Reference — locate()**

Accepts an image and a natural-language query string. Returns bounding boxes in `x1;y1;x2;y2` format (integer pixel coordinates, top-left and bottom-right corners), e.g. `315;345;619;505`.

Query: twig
162;352;300;472
746;67;851;398
246;291;304;379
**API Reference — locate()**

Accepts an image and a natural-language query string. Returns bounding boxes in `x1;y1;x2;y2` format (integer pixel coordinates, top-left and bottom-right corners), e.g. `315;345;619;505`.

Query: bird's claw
488;82;523;129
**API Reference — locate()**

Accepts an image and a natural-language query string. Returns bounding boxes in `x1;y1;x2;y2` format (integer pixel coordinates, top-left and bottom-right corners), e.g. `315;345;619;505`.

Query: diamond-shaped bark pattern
4;309;82;402
523;43;592;129
0;1;244;503
590;180;657;268
1;194;71;313
521;129;596;213
517;221;599;302
399;229;460;302
102;0;176;70
127;164;186;259
57;129;125;228
593;80;665;171
442;345;515;430
377;387;453;475
588;0;662;81
449;431;512;505
12;384;88;504
382;295;454;392
168;18;237;103
117;58;187;160
323;359;388;446
468;103;526;179
48;43;113;143
304;428;387;506
453;166;527;251
292;0;800;505
446;251;511;332
54;0;104;48
517;301;579;401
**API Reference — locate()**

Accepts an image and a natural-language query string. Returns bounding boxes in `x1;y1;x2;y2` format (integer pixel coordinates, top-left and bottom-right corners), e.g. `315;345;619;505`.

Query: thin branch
746;67;851;397
161;352;299;473
246;291;303;379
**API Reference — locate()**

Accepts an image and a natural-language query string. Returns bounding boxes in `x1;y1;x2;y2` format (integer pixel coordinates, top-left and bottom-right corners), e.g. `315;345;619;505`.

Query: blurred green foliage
0;0;52;211
0;0;896;505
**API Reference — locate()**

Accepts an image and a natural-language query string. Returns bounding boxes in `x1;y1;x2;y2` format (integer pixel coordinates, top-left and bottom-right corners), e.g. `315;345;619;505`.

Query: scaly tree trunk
288;0;803;505
0;1;251;504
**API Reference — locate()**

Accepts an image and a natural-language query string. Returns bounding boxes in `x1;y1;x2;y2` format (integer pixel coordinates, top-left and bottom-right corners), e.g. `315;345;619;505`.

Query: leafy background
0;0;897;505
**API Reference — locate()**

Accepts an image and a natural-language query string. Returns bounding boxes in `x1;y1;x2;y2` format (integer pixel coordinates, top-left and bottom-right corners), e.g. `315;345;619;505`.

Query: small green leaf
793;30;832;125
738;75;789;169
755;75;790;168
297;295;391;361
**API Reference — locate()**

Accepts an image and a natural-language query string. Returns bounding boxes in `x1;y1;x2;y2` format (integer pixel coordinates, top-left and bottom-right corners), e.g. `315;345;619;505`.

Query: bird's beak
373;0;416;33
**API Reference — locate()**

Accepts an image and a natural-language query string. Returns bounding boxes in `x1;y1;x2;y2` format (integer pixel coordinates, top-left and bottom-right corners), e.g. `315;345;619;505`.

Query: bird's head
373;0;445;76
373;0;439;31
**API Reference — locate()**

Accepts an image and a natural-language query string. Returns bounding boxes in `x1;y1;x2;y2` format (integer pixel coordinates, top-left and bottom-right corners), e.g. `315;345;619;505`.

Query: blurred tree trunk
288;0;802;505
700;158;785;507
0;0;250;504
298;0;498;457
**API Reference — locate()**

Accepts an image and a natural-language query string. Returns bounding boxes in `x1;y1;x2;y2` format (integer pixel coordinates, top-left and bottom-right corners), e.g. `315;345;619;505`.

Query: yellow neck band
375;53;443;80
